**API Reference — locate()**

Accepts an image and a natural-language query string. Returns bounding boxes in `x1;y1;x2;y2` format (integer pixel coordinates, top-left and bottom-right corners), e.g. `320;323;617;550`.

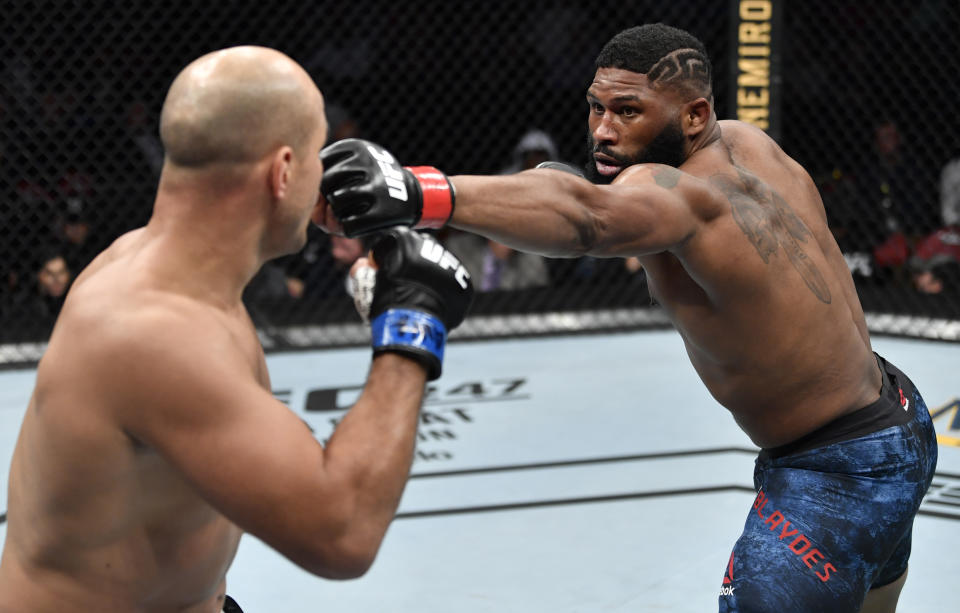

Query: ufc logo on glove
366;145;408;201
420;238;470;289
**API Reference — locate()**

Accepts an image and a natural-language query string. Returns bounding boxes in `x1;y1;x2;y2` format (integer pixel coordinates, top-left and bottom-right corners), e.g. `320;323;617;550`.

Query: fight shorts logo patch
899;388;909;411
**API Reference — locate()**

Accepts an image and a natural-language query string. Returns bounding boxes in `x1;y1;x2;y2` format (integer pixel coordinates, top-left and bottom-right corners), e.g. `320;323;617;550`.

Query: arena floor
1;330;958;611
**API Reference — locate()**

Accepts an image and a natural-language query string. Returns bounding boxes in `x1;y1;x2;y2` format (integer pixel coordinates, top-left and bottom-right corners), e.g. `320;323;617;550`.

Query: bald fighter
316;24;937;613
0;47;472;612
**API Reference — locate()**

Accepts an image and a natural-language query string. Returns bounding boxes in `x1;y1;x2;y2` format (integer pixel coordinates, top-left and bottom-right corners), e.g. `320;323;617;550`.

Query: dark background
2;0;958;347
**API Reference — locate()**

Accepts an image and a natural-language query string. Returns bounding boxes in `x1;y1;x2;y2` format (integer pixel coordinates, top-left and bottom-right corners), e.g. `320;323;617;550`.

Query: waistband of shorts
760;353;912;460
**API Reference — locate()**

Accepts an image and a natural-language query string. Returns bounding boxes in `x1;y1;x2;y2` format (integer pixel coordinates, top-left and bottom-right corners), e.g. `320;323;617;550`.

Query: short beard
583;120;687;184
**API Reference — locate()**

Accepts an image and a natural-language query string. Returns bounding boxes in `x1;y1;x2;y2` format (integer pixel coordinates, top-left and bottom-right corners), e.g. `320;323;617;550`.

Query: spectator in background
940;153;960;229
35;250;72;307
7;248;73;337
284;228;367;300
909;214;960;297
899;152;960;298
498;129;559;175
858;119;934;281
243;228;369;329
444;231;550;292
443;129;557;292
51;173;106;275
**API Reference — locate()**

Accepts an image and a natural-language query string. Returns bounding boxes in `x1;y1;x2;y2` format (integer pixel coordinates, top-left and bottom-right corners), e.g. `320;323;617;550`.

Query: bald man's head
160;46;324;168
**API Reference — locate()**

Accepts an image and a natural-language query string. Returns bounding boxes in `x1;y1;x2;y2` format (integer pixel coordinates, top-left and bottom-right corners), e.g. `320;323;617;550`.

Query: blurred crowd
1;94;957;344
818;118;960;311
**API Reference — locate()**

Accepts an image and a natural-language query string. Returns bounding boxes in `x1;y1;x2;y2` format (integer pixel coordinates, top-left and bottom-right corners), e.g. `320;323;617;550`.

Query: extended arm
450;166;702;257
318;138;708;258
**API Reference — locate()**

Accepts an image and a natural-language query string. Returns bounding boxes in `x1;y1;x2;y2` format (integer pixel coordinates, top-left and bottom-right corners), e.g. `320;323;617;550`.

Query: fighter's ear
269;146;295;200
683;98;711;136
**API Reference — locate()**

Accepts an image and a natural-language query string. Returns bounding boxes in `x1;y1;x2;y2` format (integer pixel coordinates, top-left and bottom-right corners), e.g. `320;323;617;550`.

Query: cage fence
1;1;958;367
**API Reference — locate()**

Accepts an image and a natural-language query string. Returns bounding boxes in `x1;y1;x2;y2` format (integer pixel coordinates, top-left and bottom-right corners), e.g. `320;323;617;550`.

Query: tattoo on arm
652;166;682;189
710;170;832;304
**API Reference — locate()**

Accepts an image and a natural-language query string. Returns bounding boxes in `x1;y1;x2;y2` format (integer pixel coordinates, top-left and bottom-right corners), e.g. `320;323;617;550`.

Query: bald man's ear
683;98;711;136
269;146;295;201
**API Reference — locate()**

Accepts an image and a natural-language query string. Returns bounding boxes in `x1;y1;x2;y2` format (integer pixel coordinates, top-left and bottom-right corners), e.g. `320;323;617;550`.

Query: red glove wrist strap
407;166;454;229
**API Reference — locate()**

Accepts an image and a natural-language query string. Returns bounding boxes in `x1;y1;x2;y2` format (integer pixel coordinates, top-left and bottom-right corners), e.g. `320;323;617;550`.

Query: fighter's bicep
151;378;322;515
106;331;327;534
588;180;703;257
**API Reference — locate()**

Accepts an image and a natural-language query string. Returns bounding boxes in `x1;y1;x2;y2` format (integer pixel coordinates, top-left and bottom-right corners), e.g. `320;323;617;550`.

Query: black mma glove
535;160;587;178
320;138;455;238
352;227;473;380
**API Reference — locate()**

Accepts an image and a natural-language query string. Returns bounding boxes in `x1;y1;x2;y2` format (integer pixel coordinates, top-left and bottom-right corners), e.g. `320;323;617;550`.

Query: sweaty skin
0;47;429;612
448;67;881;449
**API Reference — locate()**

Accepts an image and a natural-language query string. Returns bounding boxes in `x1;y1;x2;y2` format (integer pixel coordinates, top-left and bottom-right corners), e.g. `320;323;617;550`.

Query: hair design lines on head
647;49;711;91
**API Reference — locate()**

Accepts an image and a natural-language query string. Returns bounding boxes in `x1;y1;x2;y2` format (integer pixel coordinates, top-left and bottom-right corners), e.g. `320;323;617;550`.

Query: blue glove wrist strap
370;308;447;365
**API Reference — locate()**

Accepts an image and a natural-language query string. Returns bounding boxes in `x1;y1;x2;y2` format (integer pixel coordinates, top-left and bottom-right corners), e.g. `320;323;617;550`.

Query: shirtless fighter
0;47;472;612
315;24;937;613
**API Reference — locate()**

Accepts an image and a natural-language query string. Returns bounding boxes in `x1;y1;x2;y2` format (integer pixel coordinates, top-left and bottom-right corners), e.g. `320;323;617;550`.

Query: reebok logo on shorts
719;552;735;596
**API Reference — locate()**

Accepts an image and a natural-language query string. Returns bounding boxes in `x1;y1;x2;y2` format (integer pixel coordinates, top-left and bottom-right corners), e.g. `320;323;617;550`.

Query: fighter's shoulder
70;291;237;373
615;163;712;193
615;163;727;217
718;120;791;162
72;229;146;284
718;119;773;142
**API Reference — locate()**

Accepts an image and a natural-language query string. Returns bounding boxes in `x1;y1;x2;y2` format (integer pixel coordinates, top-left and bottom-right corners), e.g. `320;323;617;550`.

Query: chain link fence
1;1;958;365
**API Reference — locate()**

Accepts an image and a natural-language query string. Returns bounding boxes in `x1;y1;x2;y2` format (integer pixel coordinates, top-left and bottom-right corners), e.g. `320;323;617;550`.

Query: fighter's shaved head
160;46;324;168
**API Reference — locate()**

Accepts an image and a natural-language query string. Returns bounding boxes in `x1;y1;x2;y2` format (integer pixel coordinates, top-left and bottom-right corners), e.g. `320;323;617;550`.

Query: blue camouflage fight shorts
719;355;938;612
